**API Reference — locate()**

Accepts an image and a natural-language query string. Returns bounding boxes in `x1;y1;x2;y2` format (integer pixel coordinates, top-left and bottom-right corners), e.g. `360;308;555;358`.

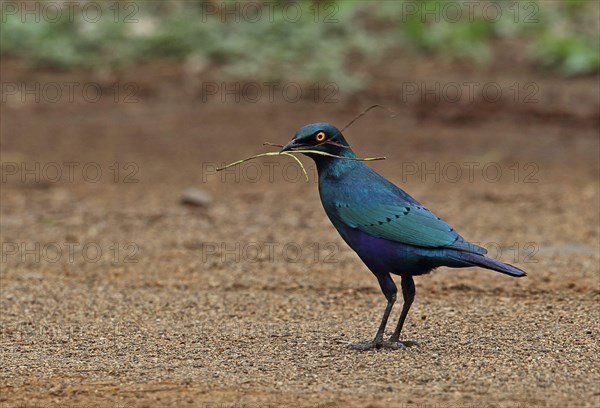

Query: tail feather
446;251;527;277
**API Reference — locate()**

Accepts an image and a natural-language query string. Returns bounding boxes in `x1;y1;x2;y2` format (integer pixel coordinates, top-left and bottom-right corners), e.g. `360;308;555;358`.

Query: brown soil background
1;53;599;408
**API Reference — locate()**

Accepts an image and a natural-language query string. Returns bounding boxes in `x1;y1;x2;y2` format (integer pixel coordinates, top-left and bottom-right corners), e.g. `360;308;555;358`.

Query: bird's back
317;159;489;275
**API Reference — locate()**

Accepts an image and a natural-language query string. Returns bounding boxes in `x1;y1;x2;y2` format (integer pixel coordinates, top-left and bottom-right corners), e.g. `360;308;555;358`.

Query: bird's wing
335;202;487;254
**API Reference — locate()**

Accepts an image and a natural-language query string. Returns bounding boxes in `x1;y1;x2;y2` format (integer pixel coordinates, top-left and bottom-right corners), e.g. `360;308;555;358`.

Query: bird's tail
446;251;527;277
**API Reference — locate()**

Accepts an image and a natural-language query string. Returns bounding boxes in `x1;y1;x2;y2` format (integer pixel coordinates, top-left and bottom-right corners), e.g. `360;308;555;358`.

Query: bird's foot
343;338;418;351
387;337;419;348
347;339;383;351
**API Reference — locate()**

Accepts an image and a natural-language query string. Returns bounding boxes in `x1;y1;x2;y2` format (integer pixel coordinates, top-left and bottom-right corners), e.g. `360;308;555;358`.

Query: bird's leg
388;275;418;347
350;294;395;351
349;273;397;351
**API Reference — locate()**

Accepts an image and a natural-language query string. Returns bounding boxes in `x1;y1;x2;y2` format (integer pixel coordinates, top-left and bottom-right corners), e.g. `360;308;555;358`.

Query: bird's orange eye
315;131;326;142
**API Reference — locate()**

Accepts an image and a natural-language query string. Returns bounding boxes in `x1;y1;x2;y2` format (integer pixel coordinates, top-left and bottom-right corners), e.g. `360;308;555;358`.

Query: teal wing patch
335;202;487;254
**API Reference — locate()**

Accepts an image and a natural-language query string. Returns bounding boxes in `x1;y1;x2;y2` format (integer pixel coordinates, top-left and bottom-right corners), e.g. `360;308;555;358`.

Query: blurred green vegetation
379;0;599;74
1;0;598;88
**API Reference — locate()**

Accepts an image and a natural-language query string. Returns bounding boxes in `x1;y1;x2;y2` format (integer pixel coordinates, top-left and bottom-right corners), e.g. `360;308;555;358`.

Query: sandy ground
1;57;599;407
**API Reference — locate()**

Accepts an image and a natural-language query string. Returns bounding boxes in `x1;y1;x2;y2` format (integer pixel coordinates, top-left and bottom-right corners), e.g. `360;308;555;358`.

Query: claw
345;339;418;351
348;340;381;351
387;338;419;348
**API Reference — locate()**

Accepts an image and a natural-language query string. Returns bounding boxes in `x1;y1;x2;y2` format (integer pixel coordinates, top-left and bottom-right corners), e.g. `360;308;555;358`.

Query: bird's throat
314;153;362;181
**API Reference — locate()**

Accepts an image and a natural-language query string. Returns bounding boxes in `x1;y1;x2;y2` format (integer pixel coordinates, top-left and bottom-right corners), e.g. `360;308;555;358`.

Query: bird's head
280;123;355;159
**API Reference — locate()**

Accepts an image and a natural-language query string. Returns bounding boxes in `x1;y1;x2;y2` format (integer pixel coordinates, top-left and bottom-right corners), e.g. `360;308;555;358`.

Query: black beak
280;139;300;152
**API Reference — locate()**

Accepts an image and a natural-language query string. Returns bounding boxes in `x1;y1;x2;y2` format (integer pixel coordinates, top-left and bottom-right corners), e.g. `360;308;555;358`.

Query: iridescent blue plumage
282;123;526;350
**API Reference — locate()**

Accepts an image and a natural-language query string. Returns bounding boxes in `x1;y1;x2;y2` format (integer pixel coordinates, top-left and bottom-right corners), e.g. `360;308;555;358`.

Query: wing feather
335;202;487;254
